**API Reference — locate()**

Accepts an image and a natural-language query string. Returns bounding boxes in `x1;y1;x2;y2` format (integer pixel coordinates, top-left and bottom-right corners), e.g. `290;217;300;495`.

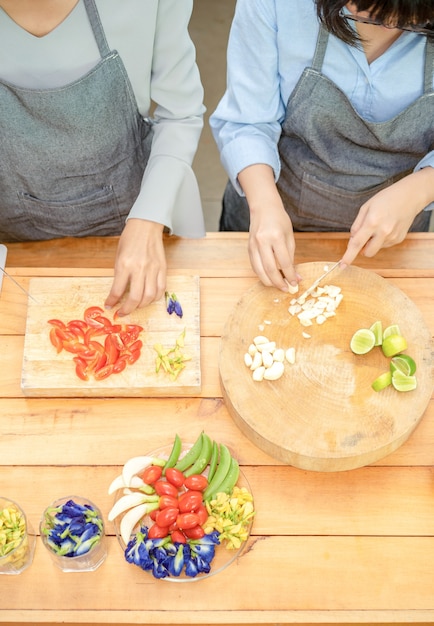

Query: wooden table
1;232;433;626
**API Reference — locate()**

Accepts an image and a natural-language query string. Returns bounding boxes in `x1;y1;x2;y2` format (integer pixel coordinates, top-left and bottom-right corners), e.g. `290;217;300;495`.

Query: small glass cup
0;497;36;575
40;495;107;573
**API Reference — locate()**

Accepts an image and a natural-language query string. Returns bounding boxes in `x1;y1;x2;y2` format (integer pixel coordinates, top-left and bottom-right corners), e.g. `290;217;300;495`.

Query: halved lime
371;371;392;392
350;328;376;355
381;334;408;358
369;320;383;346
391;369;417;392
390;354;417;376
383;324;401;339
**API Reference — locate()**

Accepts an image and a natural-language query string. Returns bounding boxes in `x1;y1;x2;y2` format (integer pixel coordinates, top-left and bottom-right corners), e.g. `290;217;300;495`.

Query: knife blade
295;260;341;304
0;266;39;303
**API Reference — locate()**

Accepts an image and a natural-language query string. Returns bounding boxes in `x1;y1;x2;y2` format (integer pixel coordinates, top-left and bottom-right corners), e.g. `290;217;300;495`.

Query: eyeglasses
340;9;434;34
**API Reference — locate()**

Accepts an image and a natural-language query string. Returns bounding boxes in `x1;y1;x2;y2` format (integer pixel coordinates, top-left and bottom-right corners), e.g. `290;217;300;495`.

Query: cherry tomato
154;481;179;498
149;509;158;521
156;507;179;528
184;474;208;492
183;525;205;540
165;468;185;489
195;504;208;526
176;512;200;530
171;530;187;544
159;495;179;510
147;523;169;539
141;465;163;485
178;491;203;513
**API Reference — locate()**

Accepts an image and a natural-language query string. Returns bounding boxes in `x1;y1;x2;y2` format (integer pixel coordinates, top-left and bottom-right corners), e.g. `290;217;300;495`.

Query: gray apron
0;0;152;242
220;27;433;232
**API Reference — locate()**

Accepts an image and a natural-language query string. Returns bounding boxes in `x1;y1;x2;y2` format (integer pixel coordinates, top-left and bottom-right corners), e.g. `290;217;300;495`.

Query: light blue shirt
210;0;434;200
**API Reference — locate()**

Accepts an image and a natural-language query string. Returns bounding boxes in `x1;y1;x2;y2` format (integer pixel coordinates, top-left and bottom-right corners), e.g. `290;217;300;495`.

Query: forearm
408;166;434;211
238;164;284;216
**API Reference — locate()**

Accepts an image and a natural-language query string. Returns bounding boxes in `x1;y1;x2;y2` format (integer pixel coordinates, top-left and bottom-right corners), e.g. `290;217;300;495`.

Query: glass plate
112;443;254;582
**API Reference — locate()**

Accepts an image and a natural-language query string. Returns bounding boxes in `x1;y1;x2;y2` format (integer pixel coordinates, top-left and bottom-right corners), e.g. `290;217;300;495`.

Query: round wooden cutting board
219;263;434;472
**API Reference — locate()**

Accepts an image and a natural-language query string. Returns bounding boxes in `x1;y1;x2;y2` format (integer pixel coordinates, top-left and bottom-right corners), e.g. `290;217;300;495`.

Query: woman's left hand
104;218;166;316
341;169;434;267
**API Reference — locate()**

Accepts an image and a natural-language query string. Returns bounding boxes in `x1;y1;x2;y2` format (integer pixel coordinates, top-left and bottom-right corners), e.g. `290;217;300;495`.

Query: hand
341;170;434;267
105;218;166;316
238;164;300;291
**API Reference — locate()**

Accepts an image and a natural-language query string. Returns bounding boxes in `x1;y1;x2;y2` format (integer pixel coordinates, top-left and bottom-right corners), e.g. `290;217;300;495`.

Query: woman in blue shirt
210;0;434;292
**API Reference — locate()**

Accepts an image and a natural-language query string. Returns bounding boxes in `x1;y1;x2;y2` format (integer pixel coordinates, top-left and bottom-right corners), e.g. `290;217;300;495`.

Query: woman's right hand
239;164;300;291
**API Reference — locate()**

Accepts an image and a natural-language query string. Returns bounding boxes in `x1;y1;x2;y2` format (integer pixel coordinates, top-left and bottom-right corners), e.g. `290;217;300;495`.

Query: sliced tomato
126;349;141;365
47;319;66;329
49;328;64;353
93;364;114;380
84;306;105;327
112;357;127;374
74;359;89;381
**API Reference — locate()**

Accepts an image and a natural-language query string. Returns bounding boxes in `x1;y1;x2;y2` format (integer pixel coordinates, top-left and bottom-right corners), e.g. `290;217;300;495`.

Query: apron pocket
18;185;125;240
298;173;393;231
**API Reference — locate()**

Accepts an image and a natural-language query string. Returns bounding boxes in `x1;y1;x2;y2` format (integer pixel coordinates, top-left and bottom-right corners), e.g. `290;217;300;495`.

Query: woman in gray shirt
0;0;205;314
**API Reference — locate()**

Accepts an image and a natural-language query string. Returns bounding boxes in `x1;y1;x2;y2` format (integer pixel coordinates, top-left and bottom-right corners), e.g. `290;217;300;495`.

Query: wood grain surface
219;262;434;471
21;275;200;397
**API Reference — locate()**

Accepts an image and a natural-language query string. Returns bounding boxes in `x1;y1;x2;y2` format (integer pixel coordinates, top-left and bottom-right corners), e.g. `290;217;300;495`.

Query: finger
104;274;130;310
340;229;372;267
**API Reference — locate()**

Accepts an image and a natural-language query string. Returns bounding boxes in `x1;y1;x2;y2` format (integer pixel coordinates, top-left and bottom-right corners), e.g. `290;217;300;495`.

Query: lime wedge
390;354;417;376
369;320;383;346
383;324;401;339
350;328;376;355
391;369;417;392
371;371;392;392
381;334;408;358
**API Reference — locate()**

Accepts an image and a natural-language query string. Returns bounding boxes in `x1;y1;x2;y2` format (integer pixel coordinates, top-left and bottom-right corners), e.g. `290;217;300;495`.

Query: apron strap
424;37;434;94
311;25;329;72
83;0;111;58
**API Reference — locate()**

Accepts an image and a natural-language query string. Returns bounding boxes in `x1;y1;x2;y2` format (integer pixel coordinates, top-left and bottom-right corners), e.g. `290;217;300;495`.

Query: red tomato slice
84;306;105;327
47;319;66;329
93;364;114;380
49;328;64;353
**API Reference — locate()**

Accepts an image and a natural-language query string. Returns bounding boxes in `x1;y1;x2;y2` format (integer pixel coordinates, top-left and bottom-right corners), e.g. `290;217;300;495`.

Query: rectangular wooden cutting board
21;275;200;397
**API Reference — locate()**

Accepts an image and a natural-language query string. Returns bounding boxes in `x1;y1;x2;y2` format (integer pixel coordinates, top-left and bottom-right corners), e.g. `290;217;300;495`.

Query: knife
294;260;341;304
0;244;38;303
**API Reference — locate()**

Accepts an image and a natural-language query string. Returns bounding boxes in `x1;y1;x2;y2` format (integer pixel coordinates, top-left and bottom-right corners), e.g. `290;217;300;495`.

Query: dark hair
315;0;434;45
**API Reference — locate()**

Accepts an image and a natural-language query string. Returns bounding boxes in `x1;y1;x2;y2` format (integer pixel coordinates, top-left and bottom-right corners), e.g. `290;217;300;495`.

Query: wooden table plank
0;396;432;468
1;466;434;537
1;536;434;617
4;233;434;274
